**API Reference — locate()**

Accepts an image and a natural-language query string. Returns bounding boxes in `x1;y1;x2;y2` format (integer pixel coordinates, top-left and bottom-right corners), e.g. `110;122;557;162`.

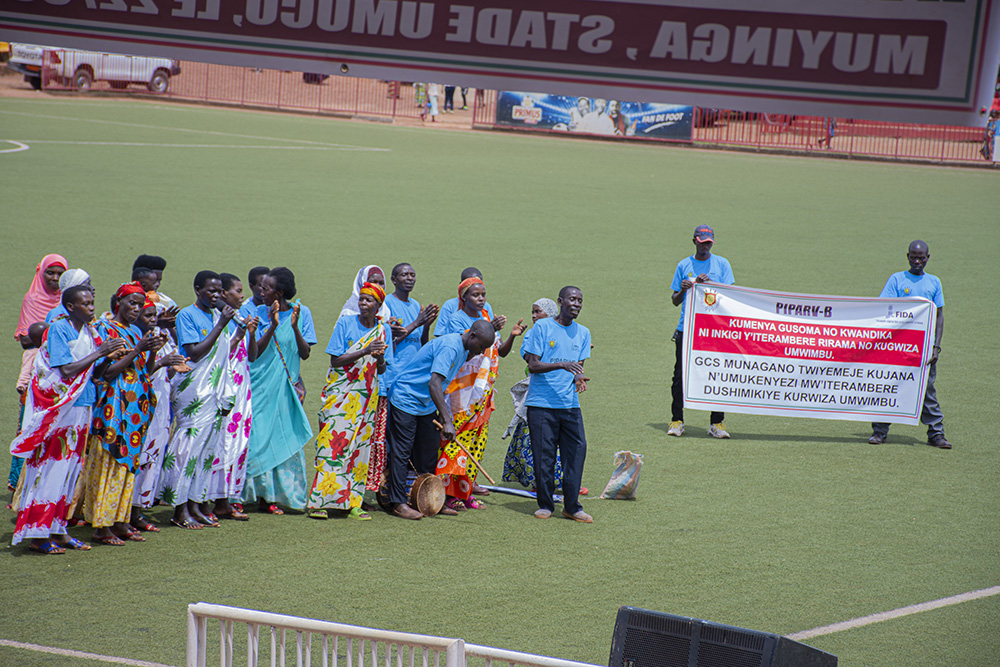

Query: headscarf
534;298;558;320
359;282;386;305
112;281;146;316
339;265;391;323
15;254;67;339
59;268;90;291
457;276;484;311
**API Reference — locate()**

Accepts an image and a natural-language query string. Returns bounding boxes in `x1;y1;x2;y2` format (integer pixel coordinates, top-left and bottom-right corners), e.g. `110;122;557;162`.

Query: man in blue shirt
870;240;950;449
522;286;592;523
668;225;736;439
385;262;438;390
386;320;494;520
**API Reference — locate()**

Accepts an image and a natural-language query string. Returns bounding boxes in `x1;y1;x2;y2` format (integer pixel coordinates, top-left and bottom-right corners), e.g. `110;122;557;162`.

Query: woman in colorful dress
207;273;258;521
242;267;315;514
84;282;169;545
11;285;124;553
307;281;391;520
338;265;393;500
501;298;566;489
10;253;67;491
434;276;523;511
129;297;185;532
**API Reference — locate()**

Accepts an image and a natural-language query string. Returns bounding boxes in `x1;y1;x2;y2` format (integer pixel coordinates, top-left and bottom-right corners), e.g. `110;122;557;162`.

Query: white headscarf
338;265;391;323
534;298;558;320
59;268;90;291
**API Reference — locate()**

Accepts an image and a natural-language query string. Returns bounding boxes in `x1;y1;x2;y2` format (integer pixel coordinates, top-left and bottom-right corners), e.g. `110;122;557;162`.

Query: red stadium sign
2;0;998;125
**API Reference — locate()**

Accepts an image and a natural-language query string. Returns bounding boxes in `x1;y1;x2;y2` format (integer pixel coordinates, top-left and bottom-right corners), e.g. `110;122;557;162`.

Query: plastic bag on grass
600;450;644;500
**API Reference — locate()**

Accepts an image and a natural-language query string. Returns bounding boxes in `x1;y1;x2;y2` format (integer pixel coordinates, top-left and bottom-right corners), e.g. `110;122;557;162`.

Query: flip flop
218;509;249;521
92;534;127;546
348;507;372;521
170;517;203;530
60;536;91;551
308;510;329;520
28;540;66;555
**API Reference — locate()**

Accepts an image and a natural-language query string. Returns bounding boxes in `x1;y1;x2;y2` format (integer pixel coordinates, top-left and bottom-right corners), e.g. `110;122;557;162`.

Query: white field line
0;639;178;667
787;585;1000;641
3;140;374;150
0;110;390;151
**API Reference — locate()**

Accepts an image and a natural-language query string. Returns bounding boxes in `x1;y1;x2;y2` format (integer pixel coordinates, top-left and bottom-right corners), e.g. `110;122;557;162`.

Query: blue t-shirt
326;315;394;396
879;271;944;307
435;308;489;337
671;254;735;332
385;293;423;390
239;298;262;322
47;318;96;407
45;304;68;324
176;304;217;351
521;318;592;410
389;333;467;416
254;303;318;345
435;297;493;337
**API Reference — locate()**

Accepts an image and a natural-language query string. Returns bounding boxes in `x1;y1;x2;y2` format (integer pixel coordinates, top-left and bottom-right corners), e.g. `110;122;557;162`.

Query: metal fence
36;55;994;165
187;603;603;667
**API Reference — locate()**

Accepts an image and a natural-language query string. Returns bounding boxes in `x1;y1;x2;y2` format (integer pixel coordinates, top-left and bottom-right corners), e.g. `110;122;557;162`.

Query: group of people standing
8;255;593;553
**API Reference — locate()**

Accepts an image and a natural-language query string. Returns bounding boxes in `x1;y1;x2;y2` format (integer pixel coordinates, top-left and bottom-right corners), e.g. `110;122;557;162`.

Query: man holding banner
869;240;950;449
669;225;735;439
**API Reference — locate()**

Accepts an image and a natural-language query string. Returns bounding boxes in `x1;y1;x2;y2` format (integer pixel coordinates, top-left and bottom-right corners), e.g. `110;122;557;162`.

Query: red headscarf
113;281;146;315
457;276;484;311
15;254;67;339
359;281;385;304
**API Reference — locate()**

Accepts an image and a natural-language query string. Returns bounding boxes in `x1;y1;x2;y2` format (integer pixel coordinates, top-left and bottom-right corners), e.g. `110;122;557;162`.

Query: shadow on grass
646;422;929;447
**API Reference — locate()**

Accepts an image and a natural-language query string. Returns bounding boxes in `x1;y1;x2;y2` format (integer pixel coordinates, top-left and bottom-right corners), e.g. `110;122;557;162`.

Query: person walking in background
668;225;735;439
427;83;440;122
521;286;592;523
444;85;456;113
241;267;315;514
869;240;950;449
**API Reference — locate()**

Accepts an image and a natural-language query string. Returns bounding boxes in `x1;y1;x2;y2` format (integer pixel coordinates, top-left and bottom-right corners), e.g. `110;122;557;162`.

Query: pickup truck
7;43;180;92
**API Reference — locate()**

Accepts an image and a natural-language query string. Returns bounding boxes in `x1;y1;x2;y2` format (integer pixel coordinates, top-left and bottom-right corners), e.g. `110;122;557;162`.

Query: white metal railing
187;604;603;667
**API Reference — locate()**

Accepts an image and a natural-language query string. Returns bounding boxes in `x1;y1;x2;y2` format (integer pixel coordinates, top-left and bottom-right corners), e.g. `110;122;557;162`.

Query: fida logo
886;305;914;320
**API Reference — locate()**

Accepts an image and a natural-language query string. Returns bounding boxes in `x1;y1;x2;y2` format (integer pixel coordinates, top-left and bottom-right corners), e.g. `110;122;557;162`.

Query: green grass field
0;95;998;667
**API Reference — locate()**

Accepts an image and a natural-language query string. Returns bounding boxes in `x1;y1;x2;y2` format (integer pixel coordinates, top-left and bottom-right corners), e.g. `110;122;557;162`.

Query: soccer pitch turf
0;95;998;667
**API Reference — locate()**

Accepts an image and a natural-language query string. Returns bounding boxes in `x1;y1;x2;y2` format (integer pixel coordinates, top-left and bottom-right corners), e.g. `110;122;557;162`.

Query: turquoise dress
241;310;313;509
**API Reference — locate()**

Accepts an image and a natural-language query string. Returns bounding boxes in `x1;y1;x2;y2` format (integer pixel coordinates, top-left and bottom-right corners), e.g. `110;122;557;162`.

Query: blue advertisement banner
496;92;693;141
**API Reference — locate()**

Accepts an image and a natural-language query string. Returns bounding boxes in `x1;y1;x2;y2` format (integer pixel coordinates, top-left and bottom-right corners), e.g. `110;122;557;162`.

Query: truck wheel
73;68;93;92
148;70;170;93
109;81;129;90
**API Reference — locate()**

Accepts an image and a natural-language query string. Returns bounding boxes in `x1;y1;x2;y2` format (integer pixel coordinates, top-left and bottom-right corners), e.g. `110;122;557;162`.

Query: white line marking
0;639;178;667
5;140;377;151
0;140;30;154
787;585;1000;640
0;110;390;151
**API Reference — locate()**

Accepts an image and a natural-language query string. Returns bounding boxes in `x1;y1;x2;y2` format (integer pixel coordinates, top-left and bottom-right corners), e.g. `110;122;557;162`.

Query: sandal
263;503;284;515
170;517;203;530
28;540;66;555
92;533;126;546
348;507;372;521
309;509;329;520
444;497;467;512
59;536;91;551
462;496;485;510
131;515;161;532
231;502;244;513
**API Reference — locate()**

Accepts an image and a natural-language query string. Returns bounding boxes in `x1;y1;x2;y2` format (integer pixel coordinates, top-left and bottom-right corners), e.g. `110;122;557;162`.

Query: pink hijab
15;254;67;339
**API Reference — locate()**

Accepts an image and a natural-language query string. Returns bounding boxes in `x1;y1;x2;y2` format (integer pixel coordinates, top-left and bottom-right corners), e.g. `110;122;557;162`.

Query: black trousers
386;404;440;505
527;406;586;514
671;329;724;424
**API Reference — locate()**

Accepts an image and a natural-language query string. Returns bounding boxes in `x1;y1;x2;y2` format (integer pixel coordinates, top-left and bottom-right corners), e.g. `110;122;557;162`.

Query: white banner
682;283;935;424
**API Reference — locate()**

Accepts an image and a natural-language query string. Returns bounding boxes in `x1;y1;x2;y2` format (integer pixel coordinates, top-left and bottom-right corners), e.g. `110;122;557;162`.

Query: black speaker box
609;606;837;667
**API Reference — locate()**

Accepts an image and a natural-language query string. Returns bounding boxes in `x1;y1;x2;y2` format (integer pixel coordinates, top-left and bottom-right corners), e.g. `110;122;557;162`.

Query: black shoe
928;436;952;449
